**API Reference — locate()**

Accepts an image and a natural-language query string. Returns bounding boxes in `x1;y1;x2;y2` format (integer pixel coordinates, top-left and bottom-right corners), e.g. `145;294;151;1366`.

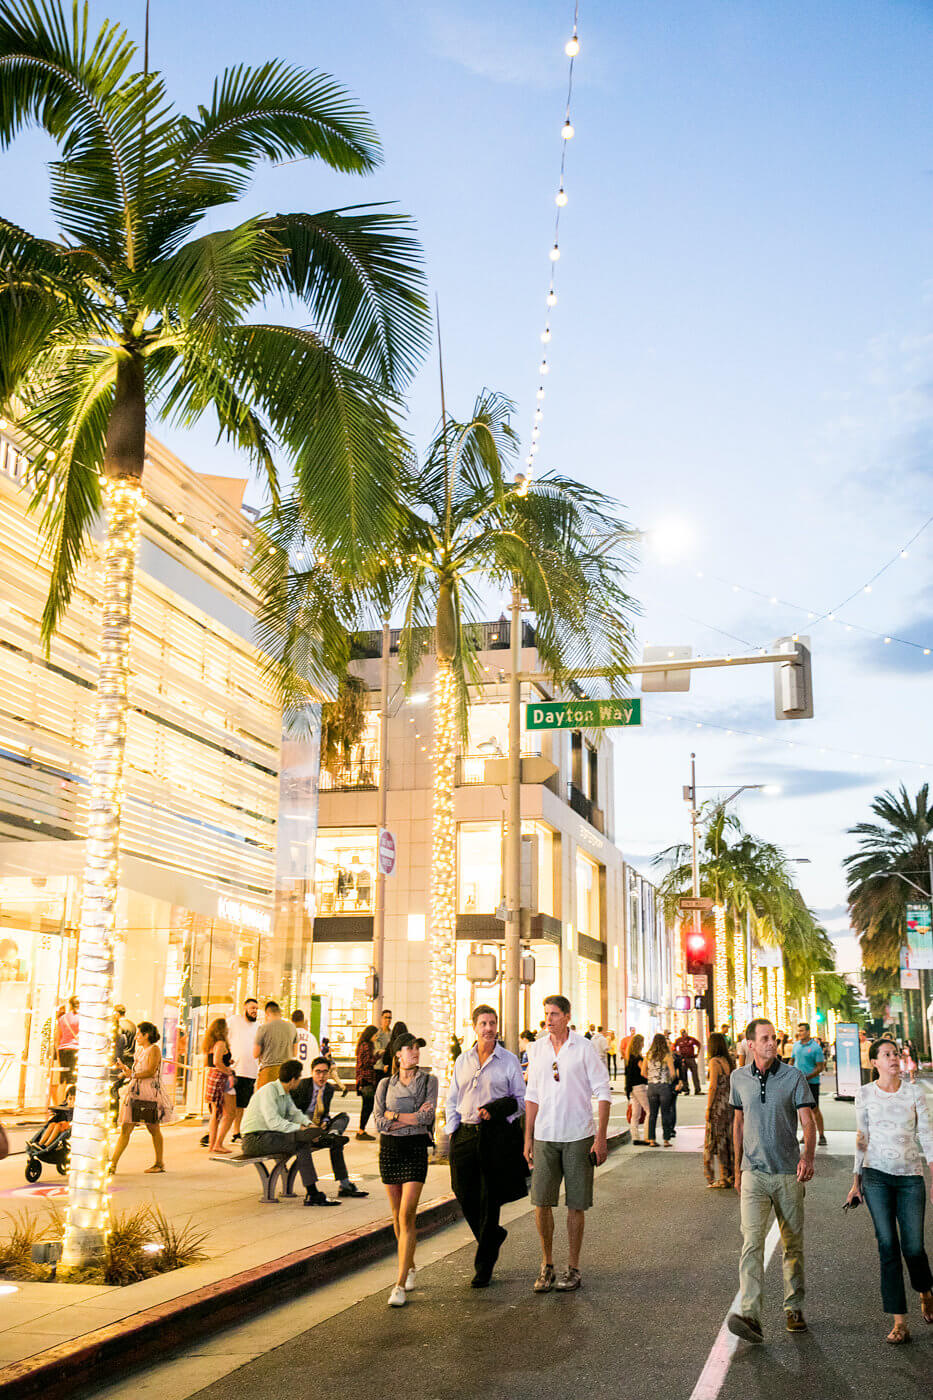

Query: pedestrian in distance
727;1018;816;1344
719;1023;734;1052
446;1005;527;1287
111;1022;171;1174
674;1028;702;1094
524;994;612;1293
382;1019;410;1072
53;995;79;1090
619;1025;637;1061
590;1025;609;1071
291;1009;320;1078
290;1057;369;1198
624;1034;649;1142
643;1033;677;1148
374;1032;438;1307
227;997;260;1141
355;1024;380;1140
373;1009;393;1067
704;1032;735;1189
606;1029;618;1081
203;1017;236;1154
518;1028;536;1080
240;1059;341;1207
792;1021;828;1146
845;1037;933;1343
253;1001;297;1090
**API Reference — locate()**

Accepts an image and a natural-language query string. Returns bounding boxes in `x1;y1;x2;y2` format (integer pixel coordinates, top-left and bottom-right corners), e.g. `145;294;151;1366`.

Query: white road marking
687;1218;781;1400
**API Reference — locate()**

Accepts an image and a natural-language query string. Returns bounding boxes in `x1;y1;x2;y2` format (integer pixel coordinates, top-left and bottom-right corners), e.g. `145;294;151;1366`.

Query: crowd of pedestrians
33;992;933;1343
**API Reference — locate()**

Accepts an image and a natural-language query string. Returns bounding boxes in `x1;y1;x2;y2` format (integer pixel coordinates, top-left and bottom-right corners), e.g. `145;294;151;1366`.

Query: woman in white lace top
845;1037;933;1344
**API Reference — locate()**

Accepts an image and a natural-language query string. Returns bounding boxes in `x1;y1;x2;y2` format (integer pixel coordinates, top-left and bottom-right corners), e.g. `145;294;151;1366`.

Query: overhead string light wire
525;4;580;477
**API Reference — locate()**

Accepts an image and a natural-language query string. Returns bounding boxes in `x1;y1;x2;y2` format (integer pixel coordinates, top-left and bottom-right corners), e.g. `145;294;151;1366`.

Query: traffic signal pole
688;753;709;1043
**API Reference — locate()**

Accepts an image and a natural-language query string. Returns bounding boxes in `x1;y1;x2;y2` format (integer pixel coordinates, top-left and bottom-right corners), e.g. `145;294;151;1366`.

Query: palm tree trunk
428;654;457;1142
61;353;144;1271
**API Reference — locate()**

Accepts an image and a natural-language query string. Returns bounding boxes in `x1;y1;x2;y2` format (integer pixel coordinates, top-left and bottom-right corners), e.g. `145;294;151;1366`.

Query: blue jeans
862;1167;933;1314
646;1083;674;1142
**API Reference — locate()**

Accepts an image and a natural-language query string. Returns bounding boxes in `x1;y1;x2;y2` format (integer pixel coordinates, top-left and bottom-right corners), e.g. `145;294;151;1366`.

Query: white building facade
310;624;681;1053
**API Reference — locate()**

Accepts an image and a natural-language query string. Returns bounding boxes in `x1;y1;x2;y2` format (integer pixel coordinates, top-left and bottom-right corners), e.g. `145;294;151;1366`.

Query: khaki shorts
531;1136;595;1210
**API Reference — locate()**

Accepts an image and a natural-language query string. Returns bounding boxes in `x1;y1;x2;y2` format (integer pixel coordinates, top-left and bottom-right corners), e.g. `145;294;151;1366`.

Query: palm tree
258;390;638;1119
656;804;832;1026
0;0;428;1268
845;784;933;1021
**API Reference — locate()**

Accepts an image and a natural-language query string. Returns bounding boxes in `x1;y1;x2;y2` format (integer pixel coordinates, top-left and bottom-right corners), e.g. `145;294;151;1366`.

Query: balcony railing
457;740;544;787
319;761;377;792
568;783;605;834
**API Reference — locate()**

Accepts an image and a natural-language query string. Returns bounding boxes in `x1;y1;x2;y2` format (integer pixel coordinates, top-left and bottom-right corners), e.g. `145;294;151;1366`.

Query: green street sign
525;698;642;730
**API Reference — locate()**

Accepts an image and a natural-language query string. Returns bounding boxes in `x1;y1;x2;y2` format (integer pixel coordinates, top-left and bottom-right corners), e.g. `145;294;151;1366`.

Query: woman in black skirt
373;1032;438;1307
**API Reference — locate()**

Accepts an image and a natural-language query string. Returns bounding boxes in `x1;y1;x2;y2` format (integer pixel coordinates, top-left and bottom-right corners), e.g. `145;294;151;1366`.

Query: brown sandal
885;1322;910;1345
921;1291;933;1324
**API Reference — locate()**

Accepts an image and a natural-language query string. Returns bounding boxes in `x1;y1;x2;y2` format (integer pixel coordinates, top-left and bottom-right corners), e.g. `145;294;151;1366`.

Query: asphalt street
79;1086;933;1400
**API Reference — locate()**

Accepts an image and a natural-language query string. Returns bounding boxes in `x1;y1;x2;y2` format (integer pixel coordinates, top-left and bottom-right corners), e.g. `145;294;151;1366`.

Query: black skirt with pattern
378;1132;430;1185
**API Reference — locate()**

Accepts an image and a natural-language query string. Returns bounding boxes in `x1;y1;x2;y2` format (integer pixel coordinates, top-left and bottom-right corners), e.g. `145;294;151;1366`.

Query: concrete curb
0;1125;630;1399
0;1195;461;1400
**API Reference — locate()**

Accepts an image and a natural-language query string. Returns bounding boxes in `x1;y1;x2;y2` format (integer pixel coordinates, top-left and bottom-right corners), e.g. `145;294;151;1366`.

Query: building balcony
568;783;605;834
318;762;377;792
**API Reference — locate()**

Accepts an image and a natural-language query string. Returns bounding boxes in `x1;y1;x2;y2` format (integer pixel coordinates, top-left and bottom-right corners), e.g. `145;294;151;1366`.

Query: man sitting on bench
290;1057;368;1199
240;1059;340;1207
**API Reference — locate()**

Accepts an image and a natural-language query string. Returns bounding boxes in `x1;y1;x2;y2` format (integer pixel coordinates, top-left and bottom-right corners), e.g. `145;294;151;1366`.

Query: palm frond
259;207;429;389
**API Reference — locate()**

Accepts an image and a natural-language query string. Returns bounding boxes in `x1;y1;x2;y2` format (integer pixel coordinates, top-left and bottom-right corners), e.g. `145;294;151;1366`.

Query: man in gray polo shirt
727;1017;815;1344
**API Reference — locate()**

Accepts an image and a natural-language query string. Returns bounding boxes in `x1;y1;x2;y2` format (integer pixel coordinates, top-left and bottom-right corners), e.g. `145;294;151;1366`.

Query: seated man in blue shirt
791;1022;827;1146
289;1057;368;1198
446;1004;527;1288
240;1059;341;1206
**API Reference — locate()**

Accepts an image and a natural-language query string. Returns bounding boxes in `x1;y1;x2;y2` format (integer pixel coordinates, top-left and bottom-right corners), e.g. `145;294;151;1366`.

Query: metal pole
371;618;391;1019
924;848;933;1060
745;905;753;1029
689;752;708;1041
504;582;522;1052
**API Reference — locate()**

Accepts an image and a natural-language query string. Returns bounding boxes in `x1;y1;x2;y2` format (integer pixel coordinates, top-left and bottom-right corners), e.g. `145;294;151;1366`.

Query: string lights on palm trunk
525;4;581;476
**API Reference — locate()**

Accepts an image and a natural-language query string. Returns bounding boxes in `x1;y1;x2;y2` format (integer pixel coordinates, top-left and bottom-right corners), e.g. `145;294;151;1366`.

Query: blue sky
3;0;932;958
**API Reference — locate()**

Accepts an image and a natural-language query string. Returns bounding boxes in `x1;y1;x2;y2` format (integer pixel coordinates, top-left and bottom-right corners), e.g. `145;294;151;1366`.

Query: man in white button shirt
524;994;612;1293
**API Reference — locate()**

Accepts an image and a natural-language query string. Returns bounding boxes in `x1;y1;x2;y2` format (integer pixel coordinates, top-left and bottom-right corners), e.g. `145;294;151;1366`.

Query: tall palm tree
0;0;428;1268
656;803;831;1024
845;784;933;1020
258;390;639;1118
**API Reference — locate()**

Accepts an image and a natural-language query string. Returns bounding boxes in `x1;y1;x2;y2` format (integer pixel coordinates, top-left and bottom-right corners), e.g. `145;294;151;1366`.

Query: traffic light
686;925;712;975
774;635;814;720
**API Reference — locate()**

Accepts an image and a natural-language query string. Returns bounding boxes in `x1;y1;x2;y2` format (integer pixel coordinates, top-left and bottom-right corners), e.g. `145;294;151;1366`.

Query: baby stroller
24;1095;73;1181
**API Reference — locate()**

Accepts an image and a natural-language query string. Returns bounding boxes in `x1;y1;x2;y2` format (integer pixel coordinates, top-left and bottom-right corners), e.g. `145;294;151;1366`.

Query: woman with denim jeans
846;1037;933;1344
643;1033;676;1148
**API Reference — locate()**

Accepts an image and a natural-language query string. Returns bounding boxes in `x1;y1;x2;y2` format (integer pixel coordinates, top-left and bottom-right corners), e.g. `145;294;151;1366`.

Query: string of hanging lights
525;4;580;477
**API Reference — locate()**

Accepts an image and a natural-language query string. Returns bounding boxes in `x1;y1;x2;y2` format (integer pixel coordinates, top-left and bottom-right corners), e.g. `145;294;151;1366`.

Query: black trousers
450;1126;503;1270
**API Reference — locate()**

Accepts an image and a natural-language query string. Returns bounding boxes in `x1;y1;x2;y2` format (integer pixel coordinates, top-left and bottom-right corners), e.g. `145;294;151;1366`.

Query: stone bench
217;1152;301;1203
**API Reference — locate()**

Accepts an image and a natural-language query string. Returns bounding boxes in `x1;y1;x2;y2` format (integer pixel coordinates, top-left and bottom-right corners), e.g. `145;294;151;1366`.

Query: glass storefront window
576;850;601;938
458;822;502;913
314;828;376;915
309;941;371;1055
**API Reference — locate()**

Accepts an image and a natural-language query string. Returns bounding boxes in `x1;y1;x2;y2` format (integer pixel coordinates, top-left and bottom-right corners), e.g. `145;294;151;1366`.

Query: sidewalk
0;1106;442;1367
0;1093;632;1387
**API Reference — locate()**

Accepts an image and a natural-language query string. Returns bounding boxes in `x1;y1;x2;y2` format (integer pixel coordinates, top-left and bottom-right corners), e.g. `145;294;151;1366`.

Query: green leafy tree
258;390;639;1113
845;784;933;1019
0;0;428;1268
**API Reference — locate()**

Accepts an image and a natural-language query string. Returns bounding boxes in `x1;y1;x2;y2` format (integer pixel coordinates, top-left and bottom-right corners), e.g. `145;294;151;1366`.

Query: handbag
128;1079;159;1124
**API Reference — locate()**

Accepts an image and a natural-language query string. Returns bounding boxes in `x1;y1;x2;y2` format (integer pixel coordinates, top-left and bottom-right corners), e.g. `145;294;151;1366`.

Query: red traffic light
686;924;713;975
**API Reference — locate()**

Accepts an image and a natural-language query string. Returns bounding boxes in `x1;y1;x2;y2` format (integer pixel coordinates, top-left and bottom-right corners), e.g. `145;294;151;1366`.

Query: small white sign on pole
377;827;398;877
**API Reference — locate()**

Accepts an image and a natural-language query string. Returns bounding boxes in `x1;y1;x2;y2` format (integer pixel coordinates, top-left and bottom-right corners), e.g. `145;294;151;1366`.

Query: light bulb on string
539;360;549;374
546;289;557;306
549;244;561;262
540;327;551;342
556;186;568;207
562;119;574;139
565;32;580;57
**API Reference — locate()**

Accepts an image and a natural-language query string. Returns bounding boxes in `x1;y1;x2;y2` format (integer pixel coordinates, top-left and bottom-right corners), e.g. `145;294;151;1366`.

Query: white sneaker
388;1284;407;1307
404;1267;417;1291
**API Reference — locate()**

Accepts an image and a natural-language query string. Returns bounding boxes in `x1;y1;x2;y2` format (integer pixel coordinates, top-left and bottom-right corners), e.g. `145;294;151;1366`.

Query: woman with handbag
111;1021;168;1174
845;1037;933;1343
203;1017;236;1154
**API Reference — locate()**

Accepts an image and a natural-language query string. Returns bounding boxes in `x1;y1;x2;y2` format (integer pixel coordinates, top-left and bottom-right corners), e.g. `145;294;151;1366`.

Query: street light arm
870;870;930;898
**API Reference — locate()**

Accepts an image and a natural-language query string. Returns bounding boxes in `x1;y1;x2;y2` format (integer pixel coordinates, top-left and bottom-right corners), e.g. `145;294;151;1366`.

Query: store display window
314;829;376;915
458;822;502;914
575;850;601;939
